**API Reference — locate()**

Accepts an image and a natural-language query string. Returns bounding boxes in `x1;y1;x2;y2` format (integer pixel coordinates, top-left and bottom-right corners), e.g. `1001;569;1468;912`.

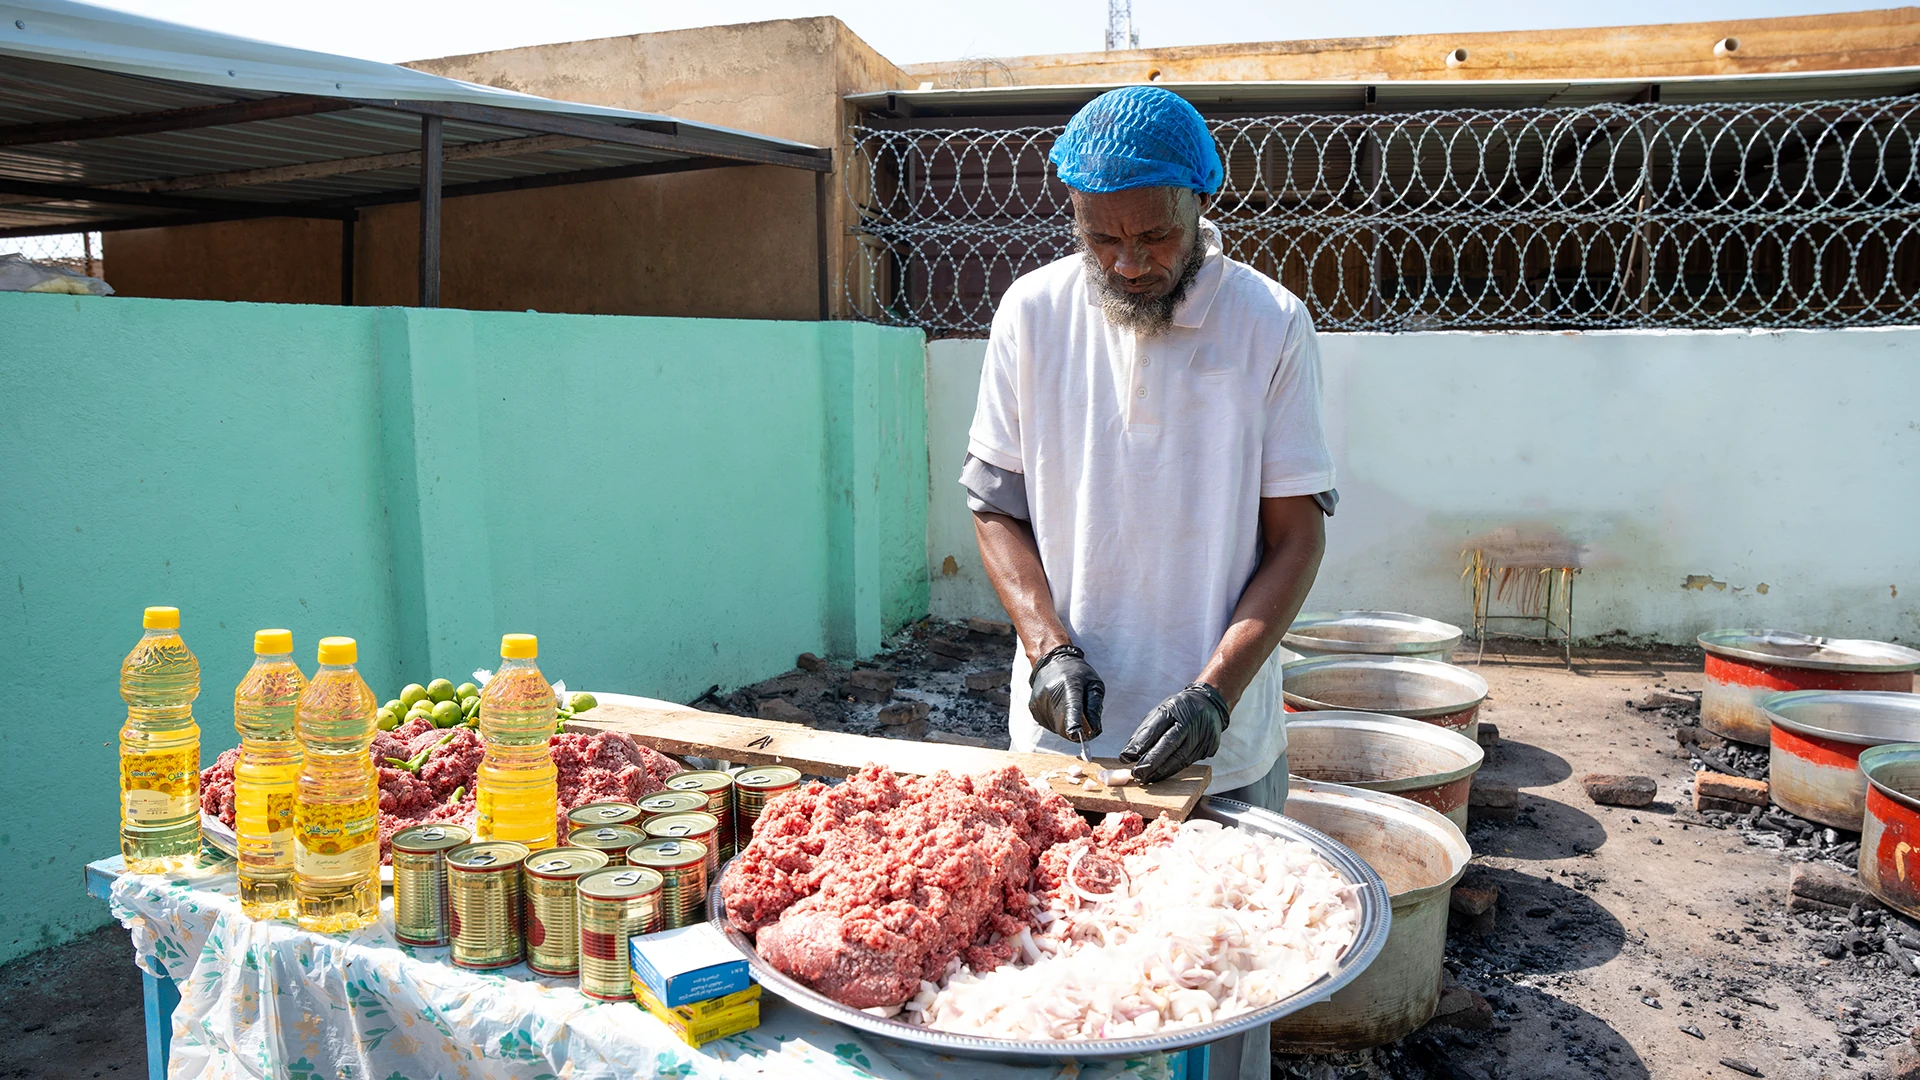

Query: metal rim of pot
1698;629;1920;674
1281;654;1490;719
1859;742;1920;816
1282;710;1484;792
1761;690;1920;748
1284;611;1465;657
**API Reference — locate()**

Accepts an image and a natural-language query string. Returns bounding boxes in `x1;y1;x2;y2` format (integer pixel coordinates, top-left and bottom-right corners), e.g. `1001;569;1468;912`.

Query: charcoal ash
1688;740;1769;781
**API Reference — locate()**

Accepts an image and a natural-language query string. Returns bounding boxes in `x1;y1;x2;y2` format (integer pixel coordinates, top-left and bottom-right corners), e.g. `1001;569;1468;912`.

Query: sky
76;0;1879;67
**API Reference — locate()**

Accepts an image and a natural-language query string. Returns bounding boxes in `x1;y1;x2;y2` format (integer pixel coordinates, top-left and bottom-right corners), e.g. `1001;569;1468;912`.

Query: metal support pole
418;115;443;308
814;169;832;320
339;211;356;306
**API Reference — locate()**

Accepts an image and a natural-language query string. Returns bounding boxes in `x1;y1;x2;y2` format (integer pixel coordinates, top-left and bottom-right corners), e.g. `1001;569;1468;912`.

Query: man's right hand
1028;644;1104;744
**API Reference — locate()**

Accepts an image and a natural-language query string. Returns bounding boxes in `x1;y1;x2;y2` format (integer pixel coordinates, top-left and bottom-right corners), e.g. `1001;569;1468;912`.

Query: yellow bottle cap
143;606;179;629
500;633;538;659
254;629;293;655
317;636;357;665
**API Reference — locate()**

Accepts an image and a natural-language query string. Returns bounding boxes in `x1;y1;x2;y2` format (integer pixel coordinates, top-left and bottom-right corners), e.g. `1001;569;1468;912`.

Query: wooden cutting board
568;699;1210;820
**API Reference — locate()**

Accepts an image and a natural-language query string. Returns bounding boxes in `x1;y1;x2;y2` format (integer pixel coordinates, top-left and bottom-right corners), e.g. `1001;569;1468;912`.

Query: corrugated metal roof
0;0;830;237
848;66;1920;120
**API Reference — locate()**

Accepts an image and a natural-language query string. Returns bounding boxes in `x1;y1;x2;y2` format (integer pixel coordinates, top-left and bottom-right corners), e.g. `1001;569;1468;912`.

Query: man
964;85;1335;814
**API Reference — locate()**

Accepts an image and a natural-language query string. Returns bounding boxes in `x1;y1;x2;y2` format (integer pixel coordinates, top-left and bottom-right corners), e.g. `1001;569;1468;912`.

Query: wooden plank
568;700;1210;820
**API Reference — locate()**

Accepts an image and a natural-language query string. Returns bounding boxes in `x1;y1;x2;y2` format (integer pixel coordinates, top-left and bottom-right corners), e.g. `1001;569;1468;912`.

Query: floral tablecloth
108;863;1182;1080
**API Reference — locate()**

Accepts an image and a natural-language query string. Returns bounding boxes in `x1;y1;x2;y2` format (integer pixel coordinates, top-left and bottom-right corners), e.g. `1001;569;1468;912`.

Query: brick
757;698;814;726
926;637;975;661
1450;882;1500;918
1675;725;1726;751
966;617;1014;638
1469;780;1518;809
878;699;932;726
1583;773;1657;807
1427;987;1493;1031
1475;721;1500;748
1791;862;1880;911
1885;1044;1920;1080
1694;791;1752;814
846;669;897;704
928;653;961;672
966;668;1012;693
795;652;826;673
986;688;1011;708
1696;771;1768;807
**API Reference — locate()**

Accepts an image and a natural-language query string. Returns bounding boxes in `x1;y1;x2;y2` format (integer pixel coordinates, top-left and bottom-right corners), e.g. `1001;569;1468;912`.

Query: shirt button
1140;358;1151;367
1136;386;1148;398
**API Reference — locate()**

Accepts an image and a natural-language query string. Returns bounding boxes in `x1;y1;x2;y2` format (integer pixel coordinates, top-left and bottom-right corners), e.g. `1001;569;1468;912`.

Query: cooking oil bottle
118;606;202;873
232;629;306;920
476;633;558;850
293;636;379;932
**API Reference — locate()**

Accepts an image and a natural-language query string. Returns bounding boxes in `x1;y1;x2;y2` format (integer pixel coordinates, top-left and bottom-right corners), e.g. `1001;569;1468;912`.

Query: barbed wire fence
1;231;104;279
844;96;1920;336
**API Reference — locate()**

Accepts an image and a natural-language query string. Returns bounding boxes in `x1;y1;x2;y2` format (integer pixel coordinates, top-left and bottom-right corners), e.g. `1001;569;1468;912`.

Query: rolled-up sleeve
1260;310;1335;499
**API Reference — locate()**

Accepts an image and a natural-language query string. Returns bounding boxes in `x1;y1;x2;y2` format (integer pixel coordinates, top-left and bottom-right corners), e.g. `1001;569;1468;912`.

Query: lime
400;684;429;710
426;678;456;703
456;682;479;701
376;709;401;732
431;700;462;728
408;702;433;721
568;692;599;713
462;696;480;716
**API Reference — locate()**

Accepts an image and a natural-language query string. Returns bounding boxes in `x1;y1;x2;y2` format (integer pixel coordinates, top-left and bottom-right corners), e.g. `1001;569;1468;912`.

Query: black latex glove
1120;683;1230;783
1027;644;1104;744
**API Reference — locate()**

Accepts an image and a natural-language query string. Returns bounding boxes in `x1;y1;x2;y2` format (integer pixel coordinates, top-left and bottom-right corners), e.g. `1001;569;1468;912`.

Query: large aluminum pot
1699;630;1920;746
1283;654;1490;741
1270;780;1471;1054
1763;691;1920;829
1284;611;1464;662
1283;711;1484;829
1859;743;1920;920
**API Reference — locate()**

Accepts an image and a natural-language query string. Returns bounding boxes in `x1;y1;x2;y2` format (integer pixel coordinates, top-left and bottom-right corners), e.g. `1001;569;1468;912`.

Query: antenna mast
1105;0;1138;50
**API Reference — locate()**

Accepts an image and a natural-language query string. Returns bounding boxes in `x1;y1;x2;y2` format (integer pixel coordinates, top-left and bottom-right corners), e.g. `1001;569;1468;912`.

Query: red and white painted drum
1282;654;1490;742
1698;630;1919;747
1858;743;1920;920
1762;691;1920;830
1282;711;1484;829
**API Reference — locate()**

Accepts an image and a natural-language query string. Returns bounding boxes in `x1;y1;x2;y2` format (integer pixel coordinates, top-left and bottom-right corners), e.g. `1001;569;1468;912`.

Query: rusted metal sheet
1283;654;1489;740
1859;744;1920;920
1272;781;1471;1054
1283;711;1483;829
1699;630;1920;745
1764;691;1920;829
1284;611;1464;662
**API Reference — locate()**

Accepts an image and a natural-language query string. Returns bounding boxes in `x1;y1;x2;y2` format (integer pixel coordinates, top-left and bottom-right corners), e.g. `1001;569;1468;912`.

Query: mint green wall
0;293;927;964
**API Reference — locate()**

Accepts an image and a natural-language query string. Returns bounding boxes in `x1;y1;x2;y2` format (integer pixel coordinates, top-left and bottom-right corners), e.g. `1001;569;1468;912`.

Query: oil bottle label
121;748;198;822
236;788;295;855
295;797;378;876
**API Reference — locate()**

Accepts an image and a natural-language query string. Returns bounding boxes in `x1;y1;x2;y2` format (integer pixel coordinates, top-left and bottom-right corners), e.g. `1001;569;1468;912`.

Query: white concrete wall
925;328;1920;645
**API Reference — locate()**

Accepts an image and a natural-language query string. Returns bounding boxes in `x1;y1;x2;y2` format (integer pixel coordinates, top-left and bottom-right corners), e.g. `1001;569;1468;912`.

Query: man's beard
1081;235;1205;337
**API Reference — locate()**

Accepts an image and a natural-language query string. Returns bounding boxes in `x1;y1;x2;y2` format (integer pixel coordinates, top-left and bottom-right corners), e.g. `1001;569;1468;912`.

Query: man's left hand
1119;683;1231;783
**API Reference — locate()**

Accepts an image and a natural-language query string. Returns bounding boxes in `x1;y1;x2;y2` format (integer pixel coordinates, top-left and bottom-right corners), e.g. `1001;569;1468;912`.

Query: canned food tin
733;766;802;849
664;770;735;859
638;790;709;820
627;838;709;929
567;824;647;866
566;802;643;830
522;846;610;977
445;841;529;970
576;866;664;1001
642;812;721;882
391;823;472;946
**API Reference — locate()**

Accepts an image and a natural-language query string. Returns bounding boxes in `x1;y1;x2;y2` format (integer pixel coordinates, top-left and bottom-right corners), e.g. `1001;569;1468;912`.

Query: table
87;855;1210;1080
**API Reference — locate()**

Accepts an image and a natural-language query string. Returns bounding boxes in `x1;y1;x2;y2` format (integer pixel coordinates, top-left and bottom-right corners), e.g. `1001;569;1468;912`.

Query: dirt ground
8;623;1914;1079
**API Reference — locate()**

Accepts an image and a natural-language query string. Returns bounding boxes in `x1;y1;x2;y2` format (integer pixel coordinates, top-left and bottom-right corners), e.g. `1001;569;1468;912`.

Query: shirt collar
1082;218;1227;331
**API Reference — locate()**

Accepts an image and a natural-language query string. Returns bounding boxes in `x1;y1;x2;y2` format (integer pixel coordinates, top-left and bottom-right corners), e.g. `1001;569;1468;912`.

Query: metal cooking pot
1282;654;1490;741
1284;611;1464;662
1283;711;1484;829
1699;629;1920;746
1858;743;1920;920
1270;780;1472;1054
1762;691;1920;829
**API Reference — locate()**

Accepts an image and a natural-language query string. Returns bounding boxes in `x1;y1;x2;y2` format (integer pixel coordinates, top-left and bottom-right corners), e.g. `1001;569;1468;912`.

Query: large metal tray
705;796;1393;1065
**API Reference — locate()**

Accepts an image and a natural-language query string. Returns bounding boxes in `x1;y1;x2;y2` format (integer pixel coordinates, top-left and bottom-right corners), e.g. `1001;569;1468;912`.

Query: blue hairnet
1050;86;1222;195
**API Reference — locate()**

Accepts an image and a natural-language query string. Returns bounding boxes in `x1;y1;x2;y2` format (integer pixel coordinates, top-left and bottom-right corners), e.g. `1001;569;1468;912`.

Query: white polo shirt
967;220;1333;792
